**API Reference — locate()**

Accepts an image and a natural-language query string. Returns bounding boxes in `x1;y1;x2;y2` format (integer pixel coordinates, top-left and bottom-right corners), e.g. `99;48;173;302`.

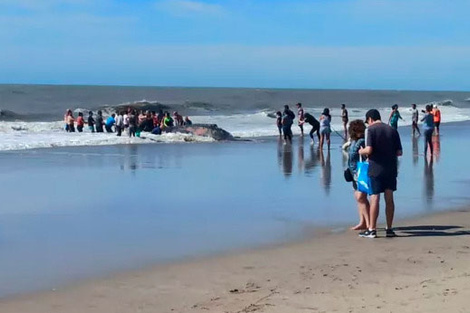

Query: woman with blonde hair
347;119;370;230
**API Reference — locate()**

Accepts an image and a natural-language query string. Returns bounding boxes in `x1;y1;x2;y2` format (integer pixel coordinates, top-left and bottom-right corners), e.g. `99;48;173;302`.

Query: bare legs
384;190;395;229
351;191;370;230
369;194;380;230
412;122;421;137
368;190;395;230
320;132;331;150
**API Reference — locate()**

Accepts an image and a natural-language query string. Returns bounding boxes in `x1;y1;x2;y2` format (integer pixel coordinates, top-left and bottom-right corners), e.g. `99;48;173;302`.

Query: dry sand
2;209;470;313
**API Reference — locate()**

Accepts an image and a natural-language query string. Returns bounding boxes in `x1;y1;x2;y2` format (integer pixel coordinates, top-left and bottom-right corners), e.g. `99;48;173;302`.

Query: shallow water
0;122;469;297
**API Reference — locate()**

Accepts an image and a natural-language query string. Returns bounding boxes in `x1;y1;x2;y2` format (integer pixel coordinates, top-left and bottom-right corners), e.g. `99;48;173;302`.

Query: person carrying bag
346;120;371;231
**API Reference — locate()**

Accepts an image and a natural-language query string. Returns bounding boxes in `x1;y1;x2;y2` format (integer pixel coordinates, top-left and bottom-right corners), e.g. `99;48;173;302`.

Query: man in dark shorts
359;109;402;238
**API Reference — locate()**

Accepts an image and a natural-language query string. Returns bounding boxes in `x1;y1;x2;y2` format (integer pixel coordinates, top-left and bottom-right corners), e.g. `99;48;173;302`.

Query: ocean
1;84;470;150
1;85;470;298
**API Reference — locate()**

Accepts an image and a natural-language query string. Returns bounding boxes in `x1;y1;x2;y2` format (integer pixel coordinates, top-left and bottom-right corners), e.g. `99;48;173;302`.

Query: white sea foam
1;105;470;151
0;122;214;151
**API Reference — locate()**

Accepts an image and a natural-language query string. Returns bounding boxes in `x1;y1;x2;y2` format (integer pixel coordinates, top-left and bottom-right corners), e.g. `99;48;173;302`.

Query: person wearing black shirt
87;111;95;133
359;109;402;239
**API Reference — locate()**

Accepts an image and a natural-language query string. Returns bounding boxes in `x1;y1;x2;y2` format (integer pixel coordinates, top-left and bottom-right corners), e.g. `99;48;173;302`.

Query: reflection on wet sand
298;139;305;172
304;145;320;175
412;136;419;166
319;149;331;195
277;140;293;177
424;157;434;206
433;135;441;162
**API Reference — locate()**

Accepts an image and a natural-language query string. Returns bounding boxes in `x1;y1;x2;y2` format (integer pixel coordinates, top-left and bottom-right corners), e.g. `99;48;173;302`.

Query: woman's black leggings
424;129;433;154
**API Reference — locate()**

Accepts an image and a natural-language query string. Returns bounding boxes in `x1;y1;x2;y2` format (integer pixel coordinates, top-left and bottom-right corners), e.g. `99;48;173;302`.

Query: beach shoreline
1;207;470;312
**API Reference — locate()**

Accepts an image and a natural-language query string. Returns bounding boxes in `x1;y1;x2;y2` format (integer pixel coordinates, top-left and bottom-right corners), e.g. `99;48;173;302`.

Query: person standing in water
422;105;435;158
388;104;403;130
87;111;95;133
184;116;192;126
76;112;84;132
303;112;320;145
296;103;305;136
95;110;104;133
275;111;283;138
432;104;441;135
411;104;421;137
341;104;349;138
105;113;116;133
282;105;295;144
64;109;72;132
66;110;75;132
128;109;136;137
319;108;331;150
115;111;124;136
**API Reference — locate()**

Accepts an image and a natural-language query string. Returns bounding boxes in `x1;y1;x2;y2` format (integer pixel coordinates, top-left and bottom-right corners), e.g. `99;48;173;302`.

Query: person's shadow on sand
394;225;470;237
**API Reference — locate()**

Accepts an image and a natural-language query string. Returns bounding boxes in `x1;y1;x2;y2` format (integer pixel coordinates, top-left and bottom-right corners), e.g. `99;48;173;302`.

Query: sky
1;0;470;90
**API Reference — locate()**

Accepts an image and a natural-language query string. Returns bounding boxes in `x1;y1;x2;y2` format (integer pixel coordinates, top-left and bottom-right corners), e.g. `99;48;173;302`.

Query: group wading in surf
63;108;192;137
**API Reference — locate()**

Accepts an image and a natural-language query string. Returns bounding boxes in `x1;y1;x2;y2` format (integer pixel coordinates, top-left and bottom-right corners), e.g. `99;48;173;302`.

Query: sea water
1;84;470;151
1;85;470;297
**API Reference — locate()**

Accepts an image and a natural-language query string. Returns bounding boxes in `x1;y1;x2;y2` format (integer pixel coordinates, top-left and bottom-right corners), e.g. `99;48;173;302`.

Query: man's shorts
370;175;397;195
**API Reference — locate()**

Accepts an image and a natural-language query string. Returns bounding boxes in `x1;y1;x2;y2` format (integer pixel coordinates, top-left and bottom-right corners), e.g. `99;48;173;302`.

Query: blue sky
1;0;470;90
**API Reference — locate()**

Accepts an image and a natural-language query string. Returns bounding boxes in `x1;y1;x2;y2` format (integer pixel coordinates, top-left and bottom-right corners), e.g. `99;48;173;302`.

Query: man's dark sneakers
385;228;397;238
359;229;377;238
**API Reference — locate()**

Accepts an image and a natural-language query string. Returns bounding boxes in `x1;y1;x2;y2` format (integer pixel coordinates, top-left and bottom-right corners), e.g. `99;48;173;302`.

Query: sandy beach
1;208;469;313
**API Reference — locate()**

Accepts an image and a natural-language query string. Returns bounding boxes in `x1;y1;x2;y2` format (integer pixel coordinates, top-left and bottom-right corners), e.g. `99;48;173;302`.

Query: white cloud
155;0;226;17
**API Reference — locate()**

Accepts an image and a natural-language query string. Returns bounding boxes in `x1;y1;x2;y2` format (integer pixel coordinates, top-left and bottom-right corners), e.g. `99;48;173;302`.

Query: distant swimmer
303;112;320;145
105;113;116;133
410;104;421;137
275;111;282;138
319;108;331;150
76;112;84;132
388;104;403;130
341;104;349;138
296;103;305;136
432;104;441;135
88;111;95;133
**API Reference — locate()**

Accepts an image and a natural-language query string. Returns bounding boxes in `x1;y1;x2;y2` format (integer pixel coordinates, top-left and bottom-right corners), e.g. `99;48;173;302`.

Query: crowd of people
276;103;347;150
63;109;192;137
275;102;442;238
275;103;442;148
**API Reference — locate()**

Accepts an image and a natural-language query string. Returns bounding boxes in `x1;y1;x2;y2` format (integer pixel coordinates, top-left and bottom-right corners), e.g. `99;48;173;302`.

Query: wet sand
1;209;470;313
1;122;470;308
